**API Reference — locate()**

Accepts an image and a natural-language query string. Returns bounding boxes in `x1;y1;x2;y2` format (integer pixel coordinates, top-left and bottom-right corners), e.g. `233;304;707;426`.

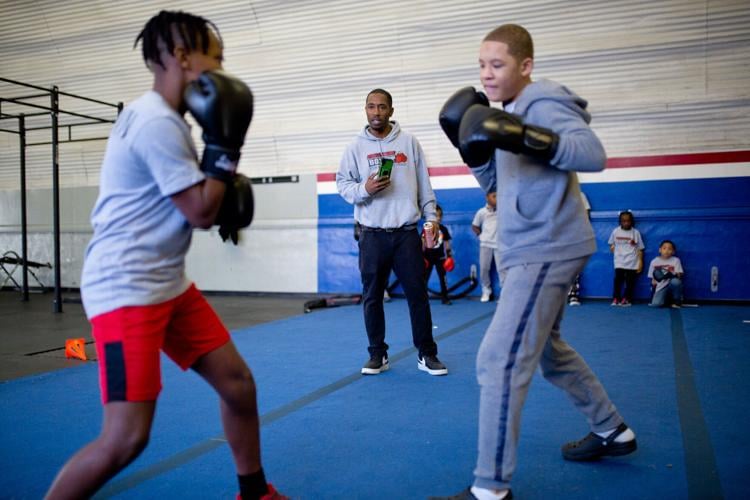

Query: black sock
238;468;268;500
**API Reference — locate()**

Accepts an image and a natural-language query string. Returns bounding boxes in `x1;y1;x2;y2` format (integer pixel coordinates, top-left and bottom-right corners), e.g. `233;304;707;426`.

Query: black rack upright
0;77;122;312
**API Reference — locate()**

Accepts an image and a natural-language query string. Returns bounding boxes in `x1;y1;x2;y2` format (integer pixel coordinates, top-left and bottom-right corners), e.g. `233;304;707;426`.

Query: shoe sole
427;490;513;500
361;363;389;375
562;439;637;461
417;362;448;376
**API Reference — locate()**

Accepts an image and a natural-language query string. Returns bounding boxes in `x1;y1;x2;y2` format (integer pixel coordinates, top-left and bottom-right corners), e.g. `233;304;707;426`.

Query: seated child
647;239;684;308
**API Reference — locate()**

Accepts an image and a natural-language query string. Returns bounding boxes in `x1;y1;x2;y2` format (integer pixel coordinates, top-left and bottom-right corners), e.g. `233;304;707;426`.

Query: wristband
201;145;239;183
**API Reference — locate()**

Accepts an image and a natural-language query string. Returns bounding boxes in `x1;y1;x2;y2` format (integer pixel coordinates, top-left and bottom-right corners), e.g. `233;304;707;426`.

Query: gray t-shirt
608;227;645;270
472;205;498;249
647;255;684;291
81;91;205;318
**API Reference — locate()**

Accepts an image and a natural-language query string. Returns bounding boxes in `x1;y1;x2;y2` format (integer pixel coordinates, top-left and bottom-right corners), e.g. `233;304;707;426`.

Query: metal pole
0;97;114;123
0;76;51;93
51;86;62;313
19;114;29;301
1;78;120;312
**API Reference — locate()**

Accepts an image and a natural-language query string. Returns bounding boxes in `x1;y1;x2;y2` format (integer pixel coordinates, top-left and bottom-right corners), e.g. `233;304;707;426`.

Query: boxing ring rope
0;77;121;312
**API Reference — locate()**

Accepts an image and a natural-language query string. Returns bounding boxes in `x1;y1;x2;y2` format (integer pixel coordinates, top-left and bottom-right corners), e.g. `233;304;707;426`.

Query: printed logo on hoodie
366;150;409;168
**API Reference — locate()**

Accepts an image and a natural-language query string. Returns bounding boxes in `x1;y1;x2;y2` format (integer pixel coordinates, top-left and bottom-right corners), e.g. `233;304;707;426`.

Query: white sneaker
480;287;491;302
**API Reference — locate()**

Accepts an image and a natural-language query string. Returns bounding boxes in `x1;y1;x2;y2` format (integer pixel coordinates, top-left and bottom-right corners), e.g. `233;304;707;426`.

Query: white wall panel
2;0;749;190
186;219;318;293
0;174;319;292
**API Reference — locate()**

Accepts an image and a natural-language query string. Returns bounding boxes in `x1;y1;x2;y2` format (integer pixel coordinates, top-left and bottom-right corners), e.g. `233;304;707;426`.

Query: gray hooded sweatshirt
337;120;437;228
470;79;607;269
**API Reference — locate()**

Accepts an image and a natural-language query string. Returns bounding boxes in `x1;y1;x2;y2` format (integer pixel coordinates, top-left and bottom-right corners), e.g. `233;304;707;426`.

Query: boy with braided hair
46;11;285;500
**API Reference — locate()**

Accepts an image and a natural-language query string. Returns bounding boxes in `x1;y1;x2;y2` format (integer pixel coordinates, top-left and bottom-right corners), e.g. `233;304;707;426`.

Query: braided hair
134;10;222;69
618;210;635;226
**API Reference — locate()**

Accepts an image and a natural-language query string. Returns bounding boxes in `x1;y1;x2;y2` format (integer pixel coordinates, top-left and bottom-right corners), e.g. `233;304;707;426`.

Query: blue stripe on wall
584;176;750;211
318;177;750;300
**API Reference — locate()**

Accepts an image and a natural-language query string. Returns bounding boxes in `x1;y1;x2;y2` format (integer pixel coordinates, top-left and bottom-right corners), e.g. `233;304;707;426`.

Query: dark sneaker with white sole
562;422;637;461
361;354;389;375
418;354;448;375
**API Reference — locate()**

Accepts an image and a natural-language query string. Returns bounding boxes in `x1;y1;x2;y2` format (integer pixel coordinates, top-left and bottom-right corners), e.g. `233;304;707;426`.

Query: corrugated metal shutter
1;0;749;190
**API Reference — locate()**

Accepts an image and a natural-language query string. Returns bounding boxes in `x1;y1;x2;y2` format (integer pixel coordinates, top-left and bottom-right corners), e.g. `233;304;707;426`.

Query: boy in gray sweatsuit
432;24;636;500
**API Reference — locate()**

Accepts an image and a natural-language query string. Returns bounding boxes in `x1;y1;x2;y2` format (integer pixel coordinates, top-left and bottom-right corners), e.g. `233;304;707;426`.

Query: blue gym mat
1;301;749;499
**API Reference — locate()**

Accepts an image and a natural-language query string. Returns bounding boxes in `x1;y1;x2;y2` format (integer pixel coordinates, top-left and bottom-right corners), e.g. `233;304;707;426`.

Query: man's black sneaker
561;422;637;461
361;355;389;375
417;354;448;376
428;487;513;500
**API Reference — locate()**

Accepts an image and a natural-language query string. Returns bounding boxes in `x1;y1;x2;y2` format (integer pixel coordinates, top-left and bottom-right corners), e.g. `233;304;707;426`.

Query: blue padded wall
318;176;750;301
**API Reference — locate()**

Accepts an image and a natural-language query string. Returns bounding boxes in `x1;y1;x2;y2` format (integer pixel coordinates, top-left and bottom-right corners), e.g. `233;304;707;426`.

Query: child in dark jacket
423;205;454;305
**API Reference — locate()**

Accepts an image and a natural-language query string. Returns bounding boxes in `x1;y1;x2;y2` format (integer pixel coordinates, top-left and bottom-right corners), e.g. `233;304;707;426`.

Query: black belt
360;223;418;233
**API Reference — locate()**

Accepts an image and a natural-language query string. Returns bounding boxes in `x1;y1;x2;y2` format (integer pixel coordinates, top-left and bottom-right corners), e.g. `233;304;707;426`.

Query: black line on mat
670;308;724;500
95;311;494;498
25;340;95;356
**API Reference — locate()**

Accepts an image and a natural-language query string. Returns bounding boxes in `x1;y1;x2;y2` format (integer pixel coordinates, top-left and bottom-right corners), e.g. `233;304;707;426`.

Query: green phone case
378;158;394;179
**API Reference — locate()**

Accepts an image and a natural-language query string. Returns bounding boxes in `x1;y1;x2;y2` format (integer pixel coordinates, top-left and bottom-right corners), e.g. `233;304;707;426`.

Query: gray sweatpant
479;246;501;291
473;257;623;491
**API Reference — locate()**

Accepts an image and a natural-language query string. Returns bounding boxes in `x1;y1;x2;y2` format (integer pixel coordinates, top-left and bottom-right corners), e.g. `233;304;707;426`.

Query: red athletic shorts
91;284;230;403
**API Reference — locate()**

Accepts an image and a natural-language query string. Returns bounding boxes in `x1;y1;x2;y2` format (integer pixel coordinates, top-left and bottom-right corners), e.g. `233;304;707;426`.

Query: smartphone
378;158;394;179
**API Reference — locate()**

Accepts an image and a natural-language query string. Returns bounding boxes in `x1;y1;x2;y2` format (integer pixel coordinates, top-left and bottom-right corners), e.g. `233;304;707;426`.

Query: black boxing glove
439;86;489;148
215;174;254;245
458;105;559;167
652;268;674;282
185;70;254;182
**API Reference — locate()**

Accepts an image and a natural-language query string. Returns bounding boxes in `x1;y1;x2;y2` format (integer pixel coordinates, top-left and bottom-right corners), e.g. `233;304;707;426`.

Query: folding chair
0;250;52;292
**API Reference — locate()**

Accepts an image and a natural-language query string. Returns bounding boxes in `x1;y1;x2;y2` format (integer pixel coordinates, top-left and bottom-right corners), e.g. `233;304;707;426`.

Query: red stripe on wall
316;150;750;182
317;173;336;182
605;150;750;168
427;166;471;176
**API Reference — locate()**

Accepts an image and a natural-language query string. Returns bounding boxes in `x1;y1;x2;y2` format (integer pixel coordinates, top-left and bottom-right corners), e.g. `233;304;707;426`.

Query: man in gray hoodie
337;88;447;376
431;25;636;500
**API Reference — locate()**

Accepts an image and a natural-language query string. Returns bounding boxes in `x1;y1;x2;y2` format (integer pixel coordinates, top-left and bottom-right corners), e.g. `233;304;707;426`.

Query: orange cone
65;338;88;361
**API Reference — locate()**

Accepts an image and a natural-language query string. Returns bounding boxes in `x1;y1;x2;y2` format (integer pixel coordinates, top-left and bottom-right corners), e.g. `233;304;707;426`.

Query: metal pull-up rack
0;77;122;312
